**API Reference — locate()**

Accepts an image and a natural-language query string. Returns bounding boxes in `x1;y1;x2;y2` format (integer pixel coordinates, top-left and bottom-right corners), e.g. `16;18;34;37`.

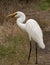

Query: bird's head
7;11;25;18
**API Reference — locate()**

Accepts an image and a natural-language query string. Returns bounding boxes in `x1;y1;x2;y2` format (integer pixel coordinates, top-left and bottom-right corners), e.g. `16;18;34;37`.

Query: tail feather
38;41;45;49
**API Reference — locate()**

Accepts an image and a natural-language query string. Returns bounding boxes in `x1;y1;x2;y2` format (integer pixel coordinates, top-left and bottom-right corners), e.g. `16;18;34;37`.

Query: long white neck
16;14;26;31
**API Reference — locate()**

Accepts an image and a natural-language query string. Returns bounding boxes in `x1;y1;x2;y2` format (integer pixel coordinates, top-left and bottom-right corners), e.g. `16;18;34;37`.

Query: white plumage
7;11;45;64
15;11;45;49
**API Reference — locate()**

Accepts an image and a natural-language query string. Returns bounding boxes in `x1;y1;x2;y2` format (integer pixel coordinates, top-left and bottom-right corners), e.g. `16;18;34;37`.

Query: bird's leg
27;41;32;64
35;43;38;64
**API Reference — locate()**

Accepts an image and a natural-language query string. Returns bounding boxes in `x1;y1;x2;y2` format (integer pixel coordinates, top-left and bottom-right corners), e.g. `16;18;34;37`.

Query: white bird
7;11;45;64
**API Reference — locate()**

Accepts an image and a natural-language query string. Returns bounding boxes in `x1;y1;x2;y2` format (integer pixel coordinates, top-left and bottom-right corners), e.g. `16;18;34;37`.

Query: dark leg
27;41;32;64
35;43;38;64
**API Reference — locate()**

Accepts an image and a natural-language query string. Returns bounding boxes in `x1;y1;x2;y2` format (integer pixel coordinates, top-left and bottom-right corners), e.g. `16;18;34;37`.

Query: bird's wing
26;19;43;42
26;19;45;49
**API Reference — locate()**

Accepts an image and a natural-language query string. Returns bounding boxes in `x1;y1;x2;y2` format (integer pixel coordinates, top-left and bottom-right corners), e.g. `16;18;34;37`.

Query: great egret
7;11;45;64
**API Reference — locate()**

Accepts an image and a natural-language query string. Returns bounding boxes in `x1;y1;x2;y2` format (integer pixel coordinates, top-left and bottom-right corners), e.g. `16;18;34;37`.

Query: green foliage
0;32;27;62
36;2;50;11
0;44;16;58
46;0;50;3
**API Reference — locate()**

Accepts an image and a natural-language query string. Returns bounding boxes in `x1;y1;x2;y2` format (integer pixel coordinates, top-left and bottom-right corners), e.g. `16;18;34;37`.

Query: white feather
15;11;45;49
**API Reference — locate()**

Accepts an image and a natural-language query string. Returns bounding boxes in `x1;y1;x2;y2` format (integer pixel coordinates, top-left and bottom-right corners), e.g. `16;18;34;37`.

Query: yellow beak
7;12;17;18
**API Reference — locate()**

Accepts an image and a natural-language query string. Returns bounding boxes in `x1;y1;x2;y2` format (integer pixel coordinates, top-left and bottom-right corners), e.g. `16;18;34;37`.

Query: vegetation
0;0;50;65
35;0;50;10
0;32;28;65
